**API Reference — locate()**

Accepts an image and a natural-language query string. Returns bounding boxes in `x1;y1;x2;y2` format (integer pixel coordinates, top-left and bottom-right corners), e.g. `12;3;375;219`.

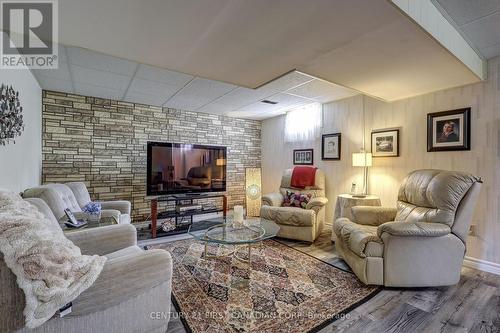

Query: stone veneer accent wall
41;90;261;222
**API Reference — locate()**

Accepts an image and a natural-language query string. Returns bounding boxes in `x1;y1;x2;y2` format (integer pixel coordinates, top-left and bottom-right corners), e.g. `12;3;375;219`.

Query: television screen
147;142;227;196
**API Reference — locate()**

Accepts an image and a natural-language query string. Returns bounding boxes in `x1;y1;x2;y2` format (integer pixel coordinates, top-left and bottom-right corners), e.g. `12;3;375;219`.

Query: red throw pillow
282;190;312;209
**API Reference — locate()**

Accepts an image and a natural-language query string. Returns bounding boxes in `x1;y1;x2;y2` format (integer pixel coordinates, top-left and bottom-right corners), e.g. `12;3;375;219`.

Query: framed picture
427;108;471;152
293;149;314;165
322;133;341;160
371;129;399;157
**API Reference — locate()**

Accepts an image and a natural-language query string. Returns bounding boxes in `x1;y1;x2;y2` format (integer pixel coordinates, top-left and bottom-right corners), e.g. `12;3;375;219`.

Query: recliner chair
22;183;131;225
261;168;328;242
1;198;172;333
333;169;482;287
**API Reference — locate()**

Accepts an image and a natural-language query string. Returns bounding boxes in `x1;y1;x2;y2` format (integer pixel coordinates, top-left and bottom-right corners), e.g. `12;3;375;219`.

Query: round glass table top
188;217;280;245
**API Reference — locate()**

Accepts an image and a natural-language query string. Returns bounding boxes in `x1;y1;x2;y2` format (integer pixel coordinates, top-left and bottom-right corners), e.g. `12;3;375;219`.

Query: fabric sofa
22;183;131;224
261;168;328;242
1;198;172;333
333;169;482;287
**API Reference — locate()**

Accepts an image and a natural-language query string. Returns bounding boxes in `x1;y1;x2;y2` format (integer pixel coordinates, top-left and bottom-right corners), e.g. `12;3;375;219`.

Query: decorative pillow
282;190;312;209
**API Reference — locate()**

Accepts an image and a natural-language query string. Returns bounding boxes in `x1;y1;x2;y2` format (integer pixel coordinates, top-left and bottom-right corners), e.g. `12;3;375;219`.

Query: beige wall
262;56;500;265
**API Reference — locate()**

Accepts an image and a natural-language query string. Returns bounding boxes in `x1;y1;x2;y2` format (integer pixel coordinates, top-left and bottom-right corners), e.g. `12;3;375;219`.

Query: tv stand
170;193;207;199
149;193;227;238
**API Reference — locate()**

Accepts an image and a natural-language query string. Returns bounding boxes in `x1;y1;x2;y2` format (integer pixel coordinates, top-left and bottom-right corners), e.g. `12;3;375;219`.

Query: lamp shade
352;152;372;167
216;158;226;166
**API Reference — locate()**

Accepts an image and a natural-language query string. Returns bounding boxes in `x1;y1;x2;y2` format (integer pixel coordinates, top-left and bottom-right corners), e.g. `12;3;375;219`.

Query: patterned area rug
150;239;380;333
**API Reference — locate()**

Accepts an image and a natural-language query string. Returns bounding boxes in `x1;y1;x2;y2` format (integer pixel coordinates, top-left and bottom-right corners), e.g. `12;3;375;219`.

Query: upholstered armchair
333;169;482;287
1;198;172;333
260;168;328;242
22;183;131;225
66;182;132;224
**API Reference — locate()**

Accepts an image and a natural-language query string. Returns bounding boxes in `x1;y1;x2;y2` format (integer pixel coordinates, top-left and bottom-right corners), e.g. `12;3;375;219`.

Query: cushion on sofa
261;205;315;227
282;190;312;209
334;218;383;257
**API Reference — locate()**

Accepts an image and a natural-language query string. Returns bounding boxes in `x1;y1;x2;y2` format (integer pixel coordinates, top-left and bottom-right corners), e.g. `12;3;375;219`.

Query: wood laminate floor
163;228;500;333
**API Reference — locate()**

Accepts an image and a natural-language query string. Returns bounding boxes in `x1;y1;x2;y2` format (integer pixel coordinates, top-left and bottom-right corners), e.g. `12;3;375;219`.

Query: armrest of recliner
351;206;397;226
66;224;137;255
262;192;284;207
306;197;328;212
377;221;451;238
70;249;172;316
99;200;131;215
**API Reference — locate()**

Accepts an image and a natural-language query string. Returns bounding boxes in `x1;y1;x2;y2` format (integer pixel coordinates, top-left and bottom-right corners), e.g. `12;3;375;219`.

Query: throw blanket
291;166;317;188
0;189;106;328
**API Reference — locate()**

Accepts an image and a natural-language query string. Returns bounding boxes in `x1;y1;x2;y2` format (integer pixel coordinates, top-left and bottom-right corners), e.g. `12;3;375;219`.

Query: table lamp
352;151;372;197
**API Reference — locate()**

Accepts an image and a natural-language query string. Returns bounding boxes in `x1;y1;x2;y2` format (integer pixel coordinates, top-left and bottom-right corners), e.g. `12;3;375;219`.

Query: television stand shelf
149;193;227;238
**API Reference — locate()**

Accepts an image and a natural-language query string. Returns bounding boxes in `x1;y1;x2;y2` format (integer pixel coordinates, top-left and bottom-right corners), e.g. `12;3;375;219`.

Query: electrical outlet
469;224;477;236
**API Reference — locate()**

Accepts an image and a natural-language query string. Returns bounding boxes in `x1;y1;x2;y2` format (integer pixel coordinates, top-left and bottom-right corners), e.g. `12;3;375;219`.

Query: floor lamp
245;168;262;217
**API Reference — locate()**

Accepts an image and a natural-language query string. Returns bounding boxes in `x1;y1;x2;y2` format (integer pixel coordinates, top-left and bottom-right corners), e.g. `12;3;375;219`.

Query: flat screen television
147;142;227;196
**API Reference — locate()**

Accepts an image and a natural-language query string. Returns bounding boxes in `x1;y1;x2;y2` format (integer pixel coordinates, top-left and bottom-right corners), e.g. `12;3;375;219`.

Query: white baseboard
463;256;500;275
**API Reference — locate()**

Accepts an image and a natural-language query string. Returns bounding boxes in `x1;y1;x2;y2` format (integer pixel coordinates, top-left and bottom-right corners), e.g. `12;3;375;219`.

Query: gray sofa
333;169;482;287
22;182;131;224
261;168;328;242
1;198;172;333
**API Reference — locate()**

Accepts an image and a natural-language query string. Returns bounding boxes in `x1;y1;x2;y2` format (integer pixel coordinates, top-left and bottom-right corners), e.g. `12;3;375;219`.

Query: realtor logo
1;0;58;69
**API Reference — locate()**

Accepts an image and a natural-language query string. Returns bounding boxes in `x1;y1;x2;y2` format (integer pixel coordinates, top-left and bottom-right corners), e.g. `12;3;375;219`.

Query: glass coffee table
188;217;280;263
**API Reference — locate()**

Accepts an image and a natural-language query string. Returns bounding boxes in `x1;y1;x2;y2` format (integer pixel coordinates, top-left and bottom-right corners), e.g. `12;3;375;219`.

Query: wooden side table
332;194;381;241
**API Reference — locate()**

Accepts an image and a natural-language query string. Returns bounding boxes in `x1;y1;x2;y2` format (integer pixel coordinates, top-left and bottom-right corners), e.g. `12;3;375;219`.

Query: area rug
149;239;380;333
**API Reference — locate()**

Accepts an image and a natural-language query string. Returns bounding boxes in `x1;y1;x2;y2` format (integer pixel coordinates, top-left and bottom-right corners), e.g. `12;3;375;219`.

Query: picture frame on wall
371;129;399;157
427;108;471;152
321;133;341;160
293;149;314;165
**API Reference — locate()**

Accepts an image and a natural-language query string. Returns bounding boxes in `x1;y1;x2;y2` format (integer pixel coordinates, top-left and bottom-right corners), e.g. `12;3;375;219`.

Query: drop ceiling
31;45;358;120
56;0;482;102
433;0;500;59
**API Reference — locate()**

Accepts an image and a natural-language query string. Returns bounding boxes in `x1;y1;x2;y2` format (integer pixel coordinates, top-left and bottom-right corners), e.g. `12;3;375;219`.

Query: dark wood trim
427;108;471;152
321;133;341;160
151;198;158;238
371;129;400;157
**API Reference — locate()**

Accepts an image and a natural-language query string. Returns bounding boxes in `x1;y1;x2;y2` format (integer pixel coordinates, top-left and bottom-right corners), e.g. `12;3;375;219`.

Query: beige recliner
1;198;172;333
22;183;131;225
261;168;328;242
333;169;482;287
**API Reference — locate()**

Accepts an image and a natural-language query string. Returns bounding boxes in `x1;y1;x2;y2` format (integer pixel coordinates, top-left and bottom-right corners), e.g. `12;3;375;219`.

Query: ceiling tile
480;42;500;58
200;87;272;111
196;103;233;115
123;91;167;106
286;79;358;103
56;43;68;63
435;0;500;26
67;46;138;75
73;82;125;100
32;62;72;81
36;76;74;93
135;64;193;86
127;77;183;98
236;93;311;115
71;65;132;90
259;71;315;93
461;12;500;49
164;78;237;111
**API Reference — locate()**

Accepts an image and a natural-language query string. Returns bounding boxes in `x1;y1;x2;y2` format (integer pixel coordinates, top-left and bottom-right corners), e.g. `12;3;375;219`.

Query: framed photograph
371;129;399;157
322;133;341;160
293;149;314;165
427;108;471;152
